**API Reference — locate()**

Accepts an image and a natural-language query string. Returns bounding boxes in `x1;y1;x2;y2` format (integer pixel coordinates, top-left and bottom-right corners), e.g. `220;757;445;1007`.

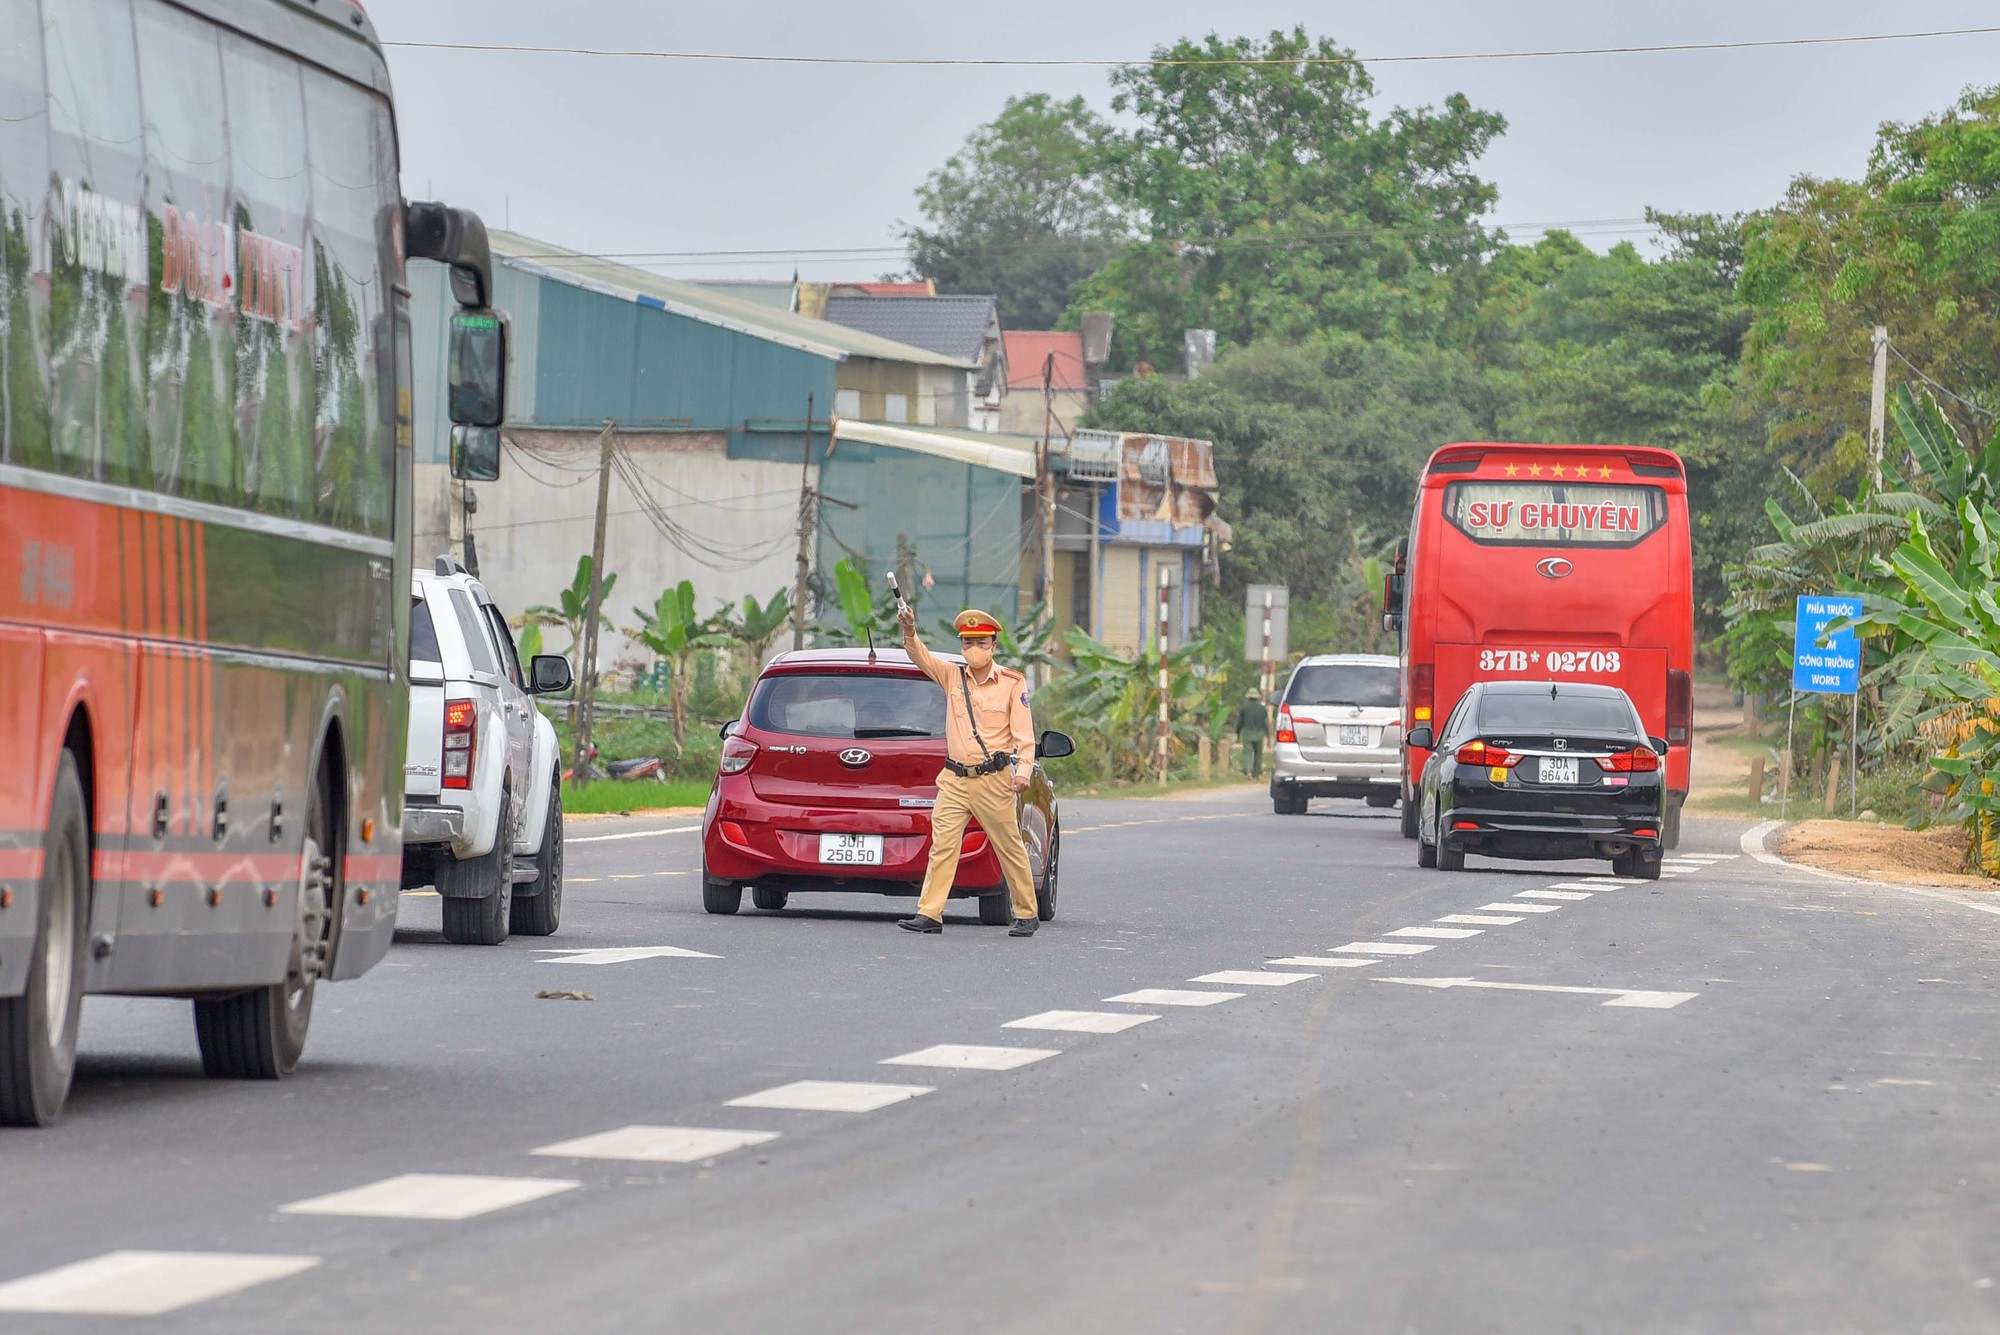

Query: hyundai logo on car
1536;557;1574;579
838;748;873;768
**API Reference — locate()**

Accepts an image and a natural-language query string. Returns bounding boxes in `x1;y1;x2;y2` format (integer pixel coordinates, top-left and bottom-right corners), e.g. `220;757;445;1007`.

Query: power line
382;25;2000;69
1887;340;1997;422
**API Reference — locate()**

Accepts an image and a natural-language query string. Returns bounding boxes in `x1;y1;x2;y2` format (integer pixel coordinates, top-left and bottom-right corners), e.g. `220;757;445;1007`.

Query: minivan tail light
1456;740;1518;768
1410;663;1434;723
1666;669;1692;744
1275;707;1295;744
718;736;758;775
442;698;476;789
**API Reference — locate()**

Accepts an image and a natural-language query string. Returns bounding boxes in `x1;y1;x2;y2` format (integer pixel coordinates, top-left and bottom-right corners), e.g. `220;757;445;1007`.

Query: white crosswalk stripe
1387;926;1482;939
1003;1010;1159;1034
280;1174;578;1220
881;1044;1060;1071
1481;901;1561;913
727;1081;933;1112
532;1126;781;1163
0;1252;320;1316
1106;988;1244;1005
1188;970;1315;986
1436;914;1524;925
1330;941;1436;955
1517;890;1593;901
1266;956;1385;968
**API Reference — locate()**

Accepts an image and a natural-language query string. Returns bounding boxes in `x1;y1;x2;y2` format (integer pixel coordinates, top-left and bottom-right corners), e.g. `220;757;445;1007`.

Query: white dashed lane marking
1387;926;1482;939
0;1252;320;1316
279;1174;578;1220
1267;956;1384;968
1331;942;1435;955
1482;901;1560;914
536;946;719;965
1436;914;1523;925
1188;970;1315;987
532;1126;781;1163
881;1044;1060;1071
1003;1010;1158;1034
727;1081;934;1112
1516;890;1593;901
1106;988;1243;1005
1545;882;1615;892
566;825;701;844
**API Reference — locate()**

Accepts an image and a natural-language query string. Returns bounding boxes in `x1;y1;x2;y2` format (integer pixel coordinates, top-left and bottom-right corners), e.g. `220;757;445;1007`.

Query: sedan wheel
1037;825;1059;922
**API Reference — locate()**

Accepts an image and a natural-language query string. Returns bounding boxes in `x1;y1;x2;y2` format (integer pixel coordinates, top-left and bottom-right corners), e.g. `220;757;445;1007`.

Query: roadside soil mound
1779;818;1993;891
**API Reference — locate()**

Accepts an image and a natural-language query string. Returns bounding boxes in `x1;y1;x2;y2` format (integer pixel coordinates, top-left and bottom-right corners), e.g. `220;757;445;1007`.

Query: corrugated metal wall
817;442;1022;628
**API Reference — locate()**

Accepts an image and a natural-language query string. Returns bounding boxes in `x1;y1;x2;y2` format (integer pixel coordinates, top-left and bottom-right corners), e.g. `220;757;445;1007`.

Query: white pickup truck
402;558;572;944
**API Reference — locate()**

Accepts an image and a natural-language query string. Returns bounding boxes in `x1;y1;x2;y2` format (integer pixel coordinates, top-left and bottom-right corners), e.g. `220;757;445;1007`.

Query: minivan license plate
819;833;884;865
1537;757;1579;785
1339;725;1370;747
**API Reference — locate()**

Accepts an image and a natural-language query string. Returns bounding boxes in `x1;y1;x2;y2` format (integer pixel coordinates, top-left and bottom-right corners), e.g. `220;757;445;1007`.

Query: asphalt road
5;787;2000;1333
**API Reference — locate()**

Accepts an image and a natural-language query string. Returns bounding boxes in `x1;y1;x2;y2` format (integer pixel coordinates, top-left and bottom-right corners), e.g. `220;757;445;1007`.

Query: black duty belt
944;754;1015;778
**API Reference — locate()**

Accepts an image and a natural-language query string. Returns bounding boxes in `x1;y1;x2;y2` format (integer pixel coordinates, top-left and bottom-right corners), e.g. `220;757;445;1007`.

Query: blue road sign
1792;595;1861;695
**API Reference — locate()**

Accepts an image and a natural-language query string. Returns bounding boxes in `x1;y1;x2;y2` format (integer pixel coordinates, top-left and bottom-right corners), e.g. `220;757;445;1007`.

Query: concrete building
820;294;1004;432
998;331;1090;440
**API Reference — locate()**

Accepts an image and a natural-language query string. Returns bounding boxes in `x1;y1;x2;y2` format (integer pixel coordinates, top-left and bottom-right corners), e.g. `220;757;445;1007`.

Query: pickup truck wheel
0;750;90;1126
439;787;512;945
509;779;563;937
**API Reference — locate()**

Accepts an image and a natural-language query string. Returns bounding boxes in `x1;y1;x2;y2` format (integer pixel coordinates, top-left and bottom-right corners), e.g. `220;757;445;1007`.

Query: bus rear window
1443;482;1666;547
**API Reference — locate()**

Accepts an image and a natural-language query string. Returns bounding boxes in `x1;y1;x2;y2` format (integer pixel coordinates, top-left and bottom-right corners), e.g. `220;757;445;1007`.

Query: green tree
1076;27;1506;367
903;94;1124;329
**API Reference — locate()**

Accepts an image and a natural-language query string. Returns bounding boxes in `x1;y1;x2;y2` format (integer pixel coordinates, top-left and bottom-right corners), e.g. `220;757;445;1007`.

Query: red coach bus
1388;442;1694;847
0;0;500;1124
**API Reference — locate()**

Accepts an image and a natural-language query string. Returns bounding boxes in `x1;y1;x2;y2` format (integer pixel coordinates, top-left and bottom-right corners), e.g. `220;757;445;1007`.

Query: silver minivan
1270;654;1402;815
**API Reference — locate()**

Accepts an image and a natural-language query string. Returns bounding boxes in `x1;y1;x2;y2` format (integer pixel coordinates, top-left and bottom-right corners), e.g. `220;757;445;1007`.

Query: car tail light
442;698;476;789
1455;740;1519;767
1601;746;1661;773
1275;707;1295;744
1452;821;1480;831
718;736;758;775
1666;669;1692;744
717;820;751;848
960;828;989;857
1634;827;1658;838
1410;663;1434;723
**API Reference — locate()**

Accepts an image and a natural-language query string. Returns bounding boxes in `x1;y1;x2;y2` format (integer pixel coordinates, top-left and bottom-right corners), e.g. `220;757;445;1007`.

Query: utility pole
1037;353;1058;690
571;419;618;790
1869;325;1889;469
790;393;816;651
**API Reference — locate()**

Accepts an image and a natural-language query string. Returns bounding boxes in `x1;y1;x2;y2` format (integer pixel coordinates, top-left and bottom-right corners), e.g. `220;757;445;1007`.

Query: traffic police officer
896;604;1041;936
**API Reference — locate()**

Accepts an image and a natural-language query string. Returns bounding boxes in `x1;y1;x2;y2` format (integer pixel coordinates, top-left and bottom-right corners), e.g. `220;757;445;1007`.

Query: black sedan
1409;681;1667;879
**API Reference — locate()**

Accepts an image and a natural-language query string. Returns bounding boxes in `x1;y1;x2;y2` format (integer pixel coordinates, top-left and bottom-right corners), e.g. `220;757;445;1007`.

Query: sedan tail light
442;698;476;790
1600;746;1661;773
1455;739;1519;768
1275;707;1296;744
717;736;759;775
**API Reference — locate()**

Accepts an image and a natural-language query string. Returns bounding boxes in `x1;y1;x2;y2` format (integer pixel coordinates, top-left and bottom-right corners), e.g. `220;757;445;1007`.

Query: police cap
954;609;1002;639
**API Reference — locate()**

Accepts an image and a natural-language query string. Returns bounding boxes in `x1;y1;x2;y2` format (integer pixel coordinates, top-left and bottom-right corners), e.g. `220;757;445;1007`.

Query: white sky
369;0;2000;284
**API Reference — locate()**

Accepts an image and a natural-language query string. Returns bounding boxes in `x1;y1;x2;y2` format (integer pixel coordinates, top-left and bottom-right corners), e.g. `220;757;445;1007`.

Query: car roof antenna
864;624;877;665
1549;681;1559;699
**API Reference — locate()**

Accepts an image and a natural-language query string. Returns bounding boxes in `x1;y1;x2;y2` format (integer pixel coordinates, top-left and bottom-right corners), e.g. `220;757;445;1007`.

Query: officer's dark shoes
897;915;943;934
1009;918;1039;937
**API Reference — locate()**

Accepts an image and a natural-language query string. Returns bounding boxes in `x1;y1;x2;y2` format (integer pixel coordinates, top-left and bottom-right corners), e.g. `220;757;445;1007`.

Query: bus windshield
1443;482;1667;547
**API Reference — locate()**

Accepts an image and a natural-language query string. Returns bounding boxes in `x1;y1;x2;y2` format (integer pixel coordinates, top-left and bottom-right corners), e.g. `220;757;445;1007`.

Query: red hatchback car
701;648;1072;922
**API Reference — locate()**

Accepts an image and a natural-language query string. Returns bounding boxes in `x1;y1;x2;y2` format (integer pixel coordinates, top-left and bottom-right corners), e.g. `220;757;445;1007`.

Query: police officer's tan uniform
898;608;1039;933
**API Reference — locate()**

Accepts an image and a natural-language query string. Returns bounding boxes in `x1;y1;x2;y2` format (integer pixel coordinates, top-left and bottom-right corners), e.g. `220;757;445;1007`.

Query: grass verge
561;778;711;814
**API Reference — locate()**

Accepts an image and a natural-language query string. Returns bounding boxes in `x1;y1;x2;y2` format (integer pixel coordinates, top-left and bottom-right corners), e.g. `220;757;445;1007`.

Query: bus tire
1400;795;1419;840
439;787;512;946
509;779;563;937
0;751;90;1127
195;757;338;1080
1664;799;1682;851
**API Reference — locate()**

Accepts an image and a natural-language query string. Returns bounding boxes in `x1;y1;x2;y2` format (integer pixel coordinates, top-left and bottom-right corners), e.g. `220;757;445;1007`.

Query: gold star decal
1550;463;1566;479
1598;465;1613;479
1504;463;1519;477
1527;463;1542;478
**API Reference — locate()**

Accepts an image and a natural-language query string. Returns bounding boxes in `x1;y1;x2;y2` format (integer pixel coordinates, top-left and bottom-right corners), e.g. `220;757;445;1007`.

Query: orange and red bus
0;0;500;1124
1389;442;1694;846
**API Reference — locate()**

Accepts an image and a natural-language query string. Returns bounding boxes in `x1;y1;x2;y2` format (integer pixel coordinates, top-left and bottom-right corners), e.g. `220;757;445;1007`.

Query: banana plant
715;588;791;679
525;555;617;659
631;580;731;750
1040;627;1226;782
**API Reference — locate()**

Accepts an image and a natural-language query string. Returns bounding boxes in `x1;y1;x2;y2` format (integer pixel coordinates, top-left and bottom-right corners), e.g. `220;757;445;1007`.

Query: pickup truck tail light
718;736;759;775
1455;739;1519;768
442;698;476;790
1601;746;1661;773
1275;707;1295;744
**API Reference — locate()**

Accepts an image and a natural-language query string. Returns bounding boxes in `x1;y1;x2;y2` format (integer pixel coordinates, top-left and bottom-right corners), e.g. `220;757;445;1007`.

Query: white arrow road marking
566;824;701;844
0;1252;321;1316
1373;977;1699;1009
536;946;720;964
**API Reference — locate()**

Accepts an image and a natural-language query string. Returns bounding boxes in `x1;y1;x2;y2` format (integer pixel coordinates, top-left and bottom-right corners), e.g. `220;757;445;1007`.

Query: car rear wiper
852;726;935;738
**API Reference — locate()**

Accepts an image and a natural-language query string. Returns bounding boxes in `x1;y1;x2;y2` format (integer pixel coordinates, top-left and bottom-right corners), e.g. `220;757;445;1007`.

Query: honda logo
1536;557;1574;579
838;748;873;768
1553;738;1568;750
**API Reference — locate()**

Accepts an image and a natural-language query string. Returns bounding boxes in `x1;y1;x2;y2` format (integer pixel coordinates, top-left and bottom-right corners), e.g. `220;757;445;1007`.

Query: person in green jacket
1235;688;1269;777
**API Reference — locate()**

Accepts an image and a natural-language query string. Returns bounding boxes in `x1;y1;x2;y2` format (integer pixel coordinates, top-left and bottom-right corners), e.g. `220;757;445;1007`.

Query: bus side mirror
450;425;501;481
447;308;507;428
1039;730;1075;759
528;655;573;695
1406;727;1434;750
